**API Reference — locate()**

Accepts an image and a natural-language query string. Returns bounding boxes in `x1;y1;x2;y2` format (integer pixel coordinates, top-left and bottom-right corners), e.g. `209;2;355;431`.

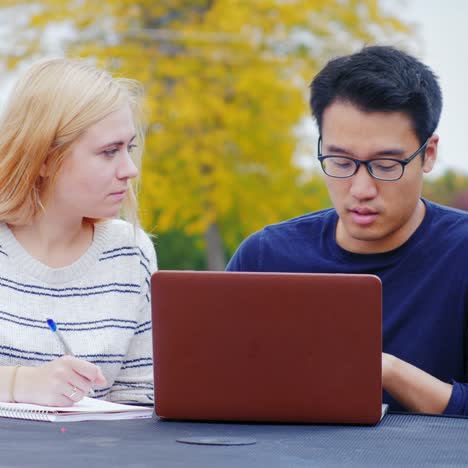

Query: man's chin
348;224;384;240
338;222;388;250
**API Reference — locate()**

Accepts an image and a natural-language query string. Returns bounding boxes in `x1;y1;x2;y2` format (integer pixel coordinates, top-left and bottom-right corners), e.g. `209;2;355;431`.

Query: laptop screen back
152;271;382;424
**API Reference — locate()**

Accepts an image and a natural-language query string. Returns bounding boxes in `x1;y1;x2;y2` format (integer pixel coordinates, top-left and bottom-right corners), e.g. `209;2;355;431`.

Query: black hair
310;46;442;144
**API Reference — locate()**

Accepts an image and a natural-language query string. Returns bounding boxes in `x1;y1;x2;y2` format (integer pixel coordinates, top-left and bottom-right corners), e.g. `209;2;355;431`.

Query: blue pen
46;318;96;397
46;319;74;355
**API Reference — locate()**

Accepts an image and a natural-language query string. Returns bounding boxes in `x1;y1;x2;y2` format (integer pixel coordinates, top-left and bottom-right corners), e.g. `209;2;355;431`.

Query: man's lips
349;208;379;226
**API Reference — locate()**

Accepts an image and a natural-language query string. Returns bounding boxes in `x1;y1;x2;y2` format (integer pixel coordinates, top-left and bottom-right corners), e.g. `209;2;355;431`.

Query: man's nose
349;163;378;200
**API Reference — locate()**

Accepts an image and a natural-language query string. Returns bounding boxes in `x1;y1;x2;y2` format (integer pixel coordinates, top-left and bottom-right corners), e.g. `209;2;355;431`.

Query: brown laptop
151;270;382;424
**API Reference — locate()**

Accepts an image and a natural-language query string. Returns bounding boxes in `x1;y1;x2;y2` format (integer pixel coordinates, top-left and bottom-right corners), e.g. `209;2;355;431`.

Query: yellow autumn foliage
1;1;409;266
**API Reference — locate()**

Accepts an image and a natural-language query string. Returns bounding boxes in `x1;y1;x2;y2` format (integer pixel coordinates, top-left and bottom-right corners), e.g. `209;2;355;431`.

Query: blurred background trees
0;1;465;269
422;171;468;211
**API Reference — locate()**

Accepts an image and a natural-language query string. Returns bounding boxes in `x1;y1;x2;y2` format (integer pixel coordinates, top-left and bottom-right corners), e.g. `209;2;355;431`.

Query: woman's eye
103;148;119;157
102;143;137;157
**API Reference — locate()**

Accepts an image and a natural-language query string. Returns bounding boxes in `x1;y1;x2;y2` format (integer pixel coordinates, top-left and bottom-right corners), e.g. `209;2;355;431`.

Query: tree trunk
204;222;226;271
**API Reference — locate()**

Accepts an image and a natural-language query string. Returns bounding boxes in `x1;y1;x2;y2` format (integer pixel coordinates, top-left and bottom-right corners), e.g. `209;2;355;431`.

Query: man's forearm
382;353;453;414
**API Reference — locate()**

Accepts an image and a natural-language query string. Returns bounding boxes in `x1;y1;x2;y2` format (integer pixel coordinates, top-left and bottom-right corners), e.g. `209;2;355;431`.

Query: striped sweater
0;220;157;403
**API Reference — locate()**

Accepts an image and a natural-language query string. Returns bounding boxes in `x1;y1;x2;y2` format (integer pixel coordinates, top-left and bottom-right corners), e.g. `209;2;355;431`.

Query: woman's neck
8;216;94;268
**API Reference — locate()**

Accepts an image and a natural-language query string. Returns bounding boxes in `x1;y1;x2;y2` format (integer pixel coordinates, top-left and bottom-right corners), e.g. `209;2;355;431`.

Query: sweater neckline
0;221;110;284
328;198;434;262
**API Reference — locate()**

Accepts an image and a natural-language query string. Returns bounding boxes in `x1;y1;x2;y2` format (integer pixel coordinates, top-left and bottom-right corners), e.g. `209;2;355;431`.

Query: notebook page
0;397;153;421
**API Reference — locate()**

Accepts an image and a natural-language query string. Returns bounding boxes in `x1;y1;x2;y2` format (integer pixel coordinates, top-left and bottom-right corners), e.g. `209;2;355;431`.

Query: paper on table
380;404;389;422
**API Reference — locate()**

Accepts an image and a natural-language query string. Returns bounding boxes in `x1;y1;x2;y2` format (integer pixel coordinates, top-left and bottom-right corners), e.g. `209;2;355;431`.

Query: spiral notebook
0;397;153;422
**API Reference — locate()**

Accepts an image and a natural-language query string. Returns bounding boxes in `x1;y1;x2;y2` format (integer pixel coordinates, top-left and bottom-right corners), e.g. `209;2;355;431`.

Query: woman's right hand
13;355;107;406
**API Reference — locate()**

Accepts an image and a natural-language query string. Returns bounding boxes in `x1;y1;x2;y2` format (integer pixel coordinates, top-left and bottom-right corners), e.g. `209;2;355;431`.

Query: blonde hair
0;57;146;227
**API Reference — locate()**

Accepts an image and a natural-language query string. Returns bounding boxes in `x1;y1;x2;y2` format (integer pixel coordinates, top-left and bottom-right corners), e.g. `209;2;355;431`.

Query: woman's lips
109;190;126;201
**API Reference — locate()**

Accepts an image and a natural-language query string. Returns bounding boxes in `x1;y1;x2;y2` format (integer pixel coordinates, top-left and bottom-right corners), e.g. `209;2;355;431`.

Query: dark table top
1;412;468;467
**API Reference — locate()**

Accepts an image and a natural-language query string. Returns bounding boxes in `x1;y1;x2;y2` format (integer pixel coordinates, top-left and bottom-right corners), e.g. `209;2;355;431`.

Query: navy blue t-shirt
226;199;468;414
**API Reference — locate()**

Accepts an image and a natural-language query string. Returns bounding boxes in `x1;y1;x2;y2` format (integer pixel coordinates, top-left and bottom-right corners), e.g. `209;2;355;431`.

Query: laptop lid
151;270;382;424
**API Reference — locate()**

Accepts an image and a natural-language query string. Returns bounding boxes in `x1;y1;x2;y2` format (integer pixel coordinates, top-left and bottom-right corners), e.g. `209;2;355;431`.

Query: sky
0;1;467;177
402;0;468;176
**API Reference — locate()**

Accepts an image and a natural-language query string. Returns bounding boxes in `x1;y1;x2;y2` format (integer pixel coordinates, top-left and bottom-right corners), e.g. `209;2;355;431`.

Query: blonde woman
0;58;157;406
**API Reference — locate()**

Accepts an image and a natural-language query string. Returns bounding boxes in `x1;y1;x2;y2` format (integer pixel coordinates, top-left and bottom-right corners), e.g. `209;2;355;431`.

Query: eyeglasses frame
317;136;429;181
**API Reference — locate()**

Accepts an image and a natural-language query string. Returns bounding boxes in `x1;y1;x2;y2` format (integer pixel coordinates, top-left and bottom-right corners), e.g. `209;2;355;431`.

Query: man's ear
423;134;438;173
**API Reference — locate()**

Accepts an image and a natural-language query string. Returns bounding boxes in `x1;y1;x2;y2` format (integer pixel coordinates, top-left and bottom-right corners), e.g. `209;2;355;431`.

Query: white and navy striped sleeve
106;229;157;404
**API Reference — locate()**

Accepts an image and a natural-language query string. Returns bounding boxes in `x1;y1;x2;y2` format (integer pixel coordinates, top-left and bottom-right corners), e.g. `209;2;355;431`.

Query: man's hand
13;356;107;406
382;352;452;414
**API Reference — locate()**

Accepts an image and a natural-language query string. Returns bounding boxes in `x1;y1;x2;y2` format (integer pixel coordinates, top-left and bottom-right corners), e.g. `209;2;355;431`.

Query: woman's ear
39;163;48;177
39;153;52;177
423;134;439;173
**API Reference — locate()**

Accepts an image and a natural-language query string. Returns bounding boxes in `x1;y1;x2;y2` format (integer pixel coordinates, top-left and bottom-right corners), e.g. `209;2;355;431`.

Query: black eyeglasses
317;136;429;181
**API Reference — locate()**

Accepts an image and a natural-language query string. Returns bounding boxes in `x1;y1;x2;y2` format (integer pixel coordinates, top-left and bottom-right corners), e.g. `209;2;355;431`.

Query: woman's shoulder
103;219;150;242
102;219;157;270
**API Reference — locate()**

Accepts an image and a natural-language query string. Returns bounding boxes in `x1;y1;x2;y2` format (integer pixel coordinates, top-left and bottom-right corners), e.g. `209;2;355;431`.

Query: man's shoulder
423;200;468;257
425;199;468;232
243;208;336;248
226;208;335;271
262;207;336;236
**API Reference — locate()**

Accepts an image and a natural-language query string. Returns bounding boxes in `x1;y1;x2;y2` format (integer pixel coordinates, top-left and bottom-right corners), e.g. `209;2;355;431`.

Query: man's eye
331;159;352;168
372;161;399;171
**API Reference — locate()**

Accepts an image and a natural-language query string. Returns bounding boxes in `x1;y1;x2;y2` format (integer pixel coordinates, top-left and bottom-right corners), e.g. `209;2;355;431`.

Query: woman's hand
13;356;107;406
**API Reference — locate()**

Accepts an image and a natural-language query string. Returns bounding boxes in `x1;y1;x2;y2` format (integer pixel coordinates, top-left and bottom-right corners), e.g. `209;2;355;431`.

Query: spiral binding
0;406;51;421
